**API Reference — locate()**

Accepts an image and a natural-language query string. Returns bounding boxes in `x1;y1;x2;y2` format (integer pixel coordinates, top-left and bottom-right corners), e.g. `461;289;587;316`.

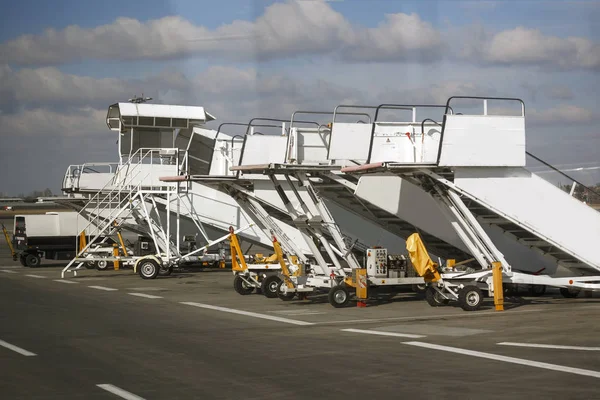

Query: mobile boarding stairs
334;96;600;309
221;97;600;310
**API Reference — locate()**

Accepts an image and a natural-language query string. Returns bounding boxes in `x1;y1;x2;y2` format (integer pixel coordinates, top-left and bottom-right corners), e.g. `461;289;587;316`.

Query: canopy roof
106;102;216;131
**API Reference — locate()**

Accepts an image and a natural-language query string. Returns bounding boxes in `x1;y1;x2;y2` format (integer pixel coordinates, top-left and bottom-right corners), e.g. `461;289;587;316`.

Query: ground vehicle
12;212;102;267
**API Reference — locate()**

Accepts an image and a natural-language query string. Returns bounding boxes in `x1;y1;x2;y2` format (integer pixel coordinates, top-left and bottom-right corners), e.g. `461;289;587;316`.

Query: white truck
12;212;107;267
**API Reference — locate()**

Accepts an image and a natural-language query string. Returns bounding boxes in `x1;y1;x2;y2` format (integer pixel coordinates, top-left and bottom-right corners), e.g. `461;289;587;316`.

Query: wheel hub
466;291;479;306
334;290;347;303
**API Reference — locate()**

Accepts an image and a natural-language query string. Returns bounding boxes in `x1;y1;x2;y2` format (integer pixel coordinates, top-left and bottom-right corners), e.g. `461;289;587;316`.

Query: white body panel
370;123;442;164
439;115;526;167
454;167;600;270
328;123;372;163
354;173;567;275
16;212;94;237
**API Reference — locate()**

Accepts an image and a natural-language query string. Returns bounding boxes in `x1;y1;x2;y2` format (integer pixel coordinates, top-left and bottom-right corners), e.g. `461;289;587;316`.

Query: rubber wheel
159;265;174;276
458;285;483;311
261;275;281;299
560;287;580;298
138;258;160;280
412;284;427;295
528;285;546;297
19;255;27;267
233;275;255;295
96;259;109;270
328;285;350;308
25;253;40;268
276;280;296;301
425;286;450;307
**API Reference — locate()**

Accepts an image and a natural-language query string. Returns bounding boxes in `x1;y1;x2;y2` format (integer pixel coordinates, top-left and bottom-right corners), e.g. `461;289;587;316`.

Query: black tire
412;284;427;294
328;285;351;308
233;275;254;295
138;258;160;280
19;255;27;267
425;286;450;307
528;285;546;297
261;275;281;299
96;259;109;270
276;280;296;301
25;253;40;268
159;265;174;276
458;285;483;311
560;287;580;298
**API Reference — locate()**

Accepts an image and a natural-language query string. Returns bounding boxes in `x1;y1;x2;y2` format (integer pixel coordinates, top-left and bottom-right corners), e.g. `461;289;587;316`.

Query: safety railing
526;152;600;212
234;117;320;179
115;147;188;191
62;163;118;193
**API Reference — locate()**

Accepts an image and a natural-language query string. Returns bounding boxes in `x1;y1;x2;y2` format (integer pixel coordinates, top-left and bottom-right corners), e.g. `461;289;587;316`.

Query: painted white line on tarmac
128;293;163;299
180;302;315;326
0;339;36;356
0;269;18;273
88;285;118;291
25;274;46;279
54;279;79;284
341;328;426;339
498;342;600;351
315;308;544;325
403;341;600;379
96;384;145;400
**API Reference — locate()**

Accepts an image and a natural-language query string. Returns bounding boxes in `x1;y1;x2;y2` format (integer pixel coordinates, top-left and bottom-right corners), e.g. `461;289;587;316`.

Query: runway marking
0;269;18;273
88;285;118;291
403;341;600;379
180;302;315;326
0;339;36;356
128;293;163;299
314;308;544;325
498;342;600;351
96;384;145;400
341;328;426;339
25;274;46;278
269;310;326;316
53;279;79;284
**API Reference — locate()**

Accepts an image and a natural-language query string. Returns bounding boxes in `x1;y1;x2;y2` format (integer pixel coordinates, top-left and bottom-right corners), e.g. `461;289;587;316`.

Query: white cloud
527;104;596;125
463;26;600;70
0;3;450;67
0;107;107;138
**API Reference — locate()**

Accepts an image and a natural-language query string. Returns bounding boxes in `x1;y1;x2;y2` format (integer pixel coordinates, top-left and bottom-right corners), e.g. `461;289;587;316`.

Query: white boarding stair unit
231;123;438;308
158;119;367;300
61;169;182;278
283;107;474;263
339;96;600;310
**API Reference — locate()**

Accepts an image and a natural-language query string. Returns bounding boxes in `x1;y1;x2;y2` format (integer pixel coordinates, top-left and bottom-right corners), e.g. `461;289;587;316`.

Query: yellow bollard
356;268;368;308
492;261;504;311
113;244;119;271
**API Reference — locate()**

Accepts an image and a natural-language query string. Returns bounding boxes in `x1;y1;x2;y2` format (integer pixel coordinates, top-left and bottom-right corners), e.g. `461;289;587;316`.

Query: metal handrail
366;103;453;163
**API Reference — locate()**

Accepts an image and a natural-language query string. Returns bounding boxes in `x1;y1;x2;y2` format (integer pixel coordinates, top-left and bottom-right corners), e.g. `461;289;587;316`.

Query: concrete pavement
1;261;599;399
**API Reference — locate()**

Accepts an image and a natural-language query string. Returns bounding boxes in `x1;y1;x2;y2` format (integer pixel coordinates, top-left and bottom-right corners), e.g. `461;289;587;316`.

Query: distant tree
43;188;53;197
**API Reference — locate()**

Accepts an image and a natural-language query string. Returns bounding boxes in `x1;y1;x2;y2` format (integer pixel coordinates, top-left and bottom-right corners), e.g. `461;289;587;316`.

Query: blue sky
0;0;599;195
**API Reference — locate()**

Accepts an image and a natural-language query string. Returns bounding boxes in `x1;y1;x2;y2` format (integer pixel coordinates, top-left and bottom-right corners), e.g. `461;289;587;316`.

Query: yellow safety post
117;231;128;257
78;231;87;253
355;268;368;307
113;244;120;270
229;227;248;272
492;261;504;311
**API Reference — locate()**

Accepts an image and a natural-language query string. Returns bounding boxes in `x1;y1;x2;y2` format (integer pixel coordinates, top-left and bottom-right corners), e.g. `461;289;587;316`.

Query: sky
0;0;599;195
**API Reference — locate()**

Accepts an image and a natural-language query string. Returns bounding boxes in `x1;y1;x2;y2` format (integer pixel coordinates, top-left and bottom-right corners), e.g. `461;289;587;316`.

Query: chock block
357;301;367;308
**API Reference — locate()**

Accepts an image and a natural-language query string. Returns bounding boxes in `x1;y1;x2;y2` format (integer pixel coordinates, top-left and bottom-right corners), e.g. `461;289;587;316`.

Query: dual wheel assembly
425;284;484;311
233;274;296;301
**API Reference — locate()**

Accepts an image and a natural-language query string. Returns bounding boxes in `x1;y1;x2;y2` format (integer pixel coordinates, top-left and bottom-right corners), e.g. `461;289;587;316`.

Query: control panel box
366;248;388;278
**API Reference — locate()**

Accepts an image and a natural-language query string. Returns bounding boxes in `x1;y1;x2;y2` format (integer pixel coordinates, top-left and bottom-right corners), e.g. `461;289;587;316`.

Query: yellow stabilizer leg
492;261;504;311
